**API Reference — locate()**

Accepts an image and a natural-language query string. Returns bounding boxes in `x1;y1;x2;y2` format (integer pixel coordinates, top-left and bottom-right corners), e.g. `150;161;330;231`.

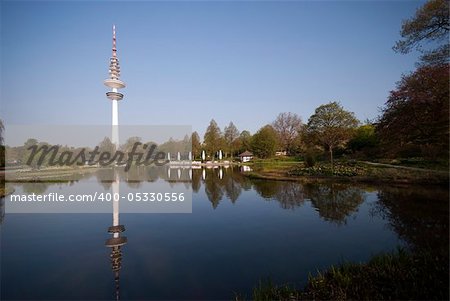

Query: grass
237;248;448;300
251;156;301;164
374;157;449;171
0;166;100;196
245;159;449;185
4;166;99;183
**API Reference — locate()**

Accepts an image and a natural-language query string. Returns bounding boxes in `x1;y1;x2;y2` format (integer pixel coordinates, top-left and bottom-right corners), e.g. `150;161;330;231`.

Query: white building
238;151;253;162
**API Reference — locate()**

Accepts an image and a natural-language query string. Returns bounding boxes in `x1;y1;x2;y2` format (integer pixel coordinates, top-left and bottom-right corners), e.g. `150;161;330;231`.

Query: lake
1;167;448;300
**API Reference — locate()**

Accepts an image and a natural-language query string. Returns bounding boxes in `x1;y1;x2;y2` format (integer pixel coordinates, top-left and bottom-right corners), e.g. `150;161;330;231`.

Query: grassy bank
3;166;99;183
245;160;449;185
237;249;448;300
0;166;99;197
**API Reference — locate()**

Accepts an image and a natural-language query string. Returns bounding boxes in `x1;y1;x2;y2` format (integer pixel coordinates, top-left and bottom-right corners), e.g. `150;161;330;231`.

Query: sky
1;0;423;139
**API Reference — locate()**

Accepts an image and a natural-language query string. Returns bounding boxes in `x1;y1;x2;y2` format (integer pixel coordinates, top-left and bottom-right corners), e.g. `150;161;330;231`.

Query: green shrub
304;153;316;168
289;162;364;177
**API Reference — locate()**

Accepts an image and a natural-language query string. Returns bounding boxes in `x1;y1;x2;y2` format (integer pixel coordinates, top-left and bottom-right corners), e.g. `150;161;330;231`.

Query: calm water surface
1;167;448;300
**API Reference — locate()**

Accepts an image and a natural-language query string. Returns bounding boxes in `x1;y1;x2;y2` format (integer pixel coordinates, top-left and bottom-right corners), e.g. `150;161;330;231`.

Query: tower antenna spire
112;24;117;57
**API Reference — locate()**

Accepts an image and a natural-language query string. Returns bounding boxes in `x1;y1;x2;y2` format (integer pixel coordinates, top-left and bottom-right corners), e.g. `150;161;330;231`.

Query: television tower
104;24;126;148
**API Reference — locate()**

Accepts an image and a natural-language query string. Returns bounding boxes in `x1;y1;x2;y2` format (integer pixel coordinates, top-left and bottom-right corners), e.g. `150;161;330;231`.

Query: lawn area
244;158;449;185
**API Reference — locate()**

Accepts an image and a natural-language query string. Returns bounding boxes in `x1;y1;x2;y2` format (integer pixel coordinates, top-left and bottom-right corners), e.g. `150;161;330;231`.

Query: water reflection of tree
96;168;115;190
224;169;242;204
21;182;51;194
275;182;305;209
373;187;449;254
252;180;305;209
18;176;87;195
201;167;251;208
252;180;283;199
145;167;159;183
96;166;168;188
305;183;365;225
204;169;224;209
92;167;247;203
120;166;143;189
191;169;202;193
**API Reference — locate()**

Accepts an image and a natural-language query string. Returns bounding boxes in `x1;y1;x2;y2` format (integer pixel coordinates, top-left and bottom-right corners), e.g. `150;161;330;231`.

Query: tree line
195;0;449;164
194;102;360;162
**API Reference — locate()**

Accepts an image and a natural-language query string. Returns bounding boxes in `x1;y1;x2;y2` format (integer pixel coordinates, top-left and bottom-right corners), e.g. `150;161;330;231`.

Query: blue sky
1;0;422;139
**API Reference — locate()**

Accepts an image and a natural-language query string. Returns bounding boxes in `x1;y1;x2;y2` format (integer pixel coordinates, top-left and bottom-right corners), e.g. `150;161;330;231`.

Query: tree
376;63;449;158
20;138;39;168
158;137;186;158
251;125;278;159
0;146;5;167
203;119;222;160
224;121;239;158
348;124;378;155
393;0;449;66
182;134;191;155
272;112;303;155
306;102;359;169
0;119;4;145
237;130;252;153
0;120;4;167
191;131;201;160
122;136;142;153
98;137;115;155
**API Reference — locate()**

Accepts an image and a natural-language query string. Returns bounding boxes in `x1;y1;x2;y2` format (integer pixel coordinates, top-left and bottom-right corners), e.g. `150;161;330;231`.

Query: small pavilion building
239;151;254;162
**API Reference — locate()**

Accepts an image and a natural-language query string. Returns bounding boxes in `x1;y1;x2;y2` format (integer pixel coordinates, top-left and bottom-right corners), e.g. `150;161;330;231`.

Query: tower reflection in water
105;171;127;301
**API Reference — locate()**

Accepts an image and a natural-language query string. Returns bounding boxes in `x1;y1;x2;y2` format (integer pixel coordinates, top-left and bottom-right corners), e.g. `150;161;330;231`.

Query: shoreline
1;160;448;191
244;171;449;186
243;161;449;186
0;166;100;197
